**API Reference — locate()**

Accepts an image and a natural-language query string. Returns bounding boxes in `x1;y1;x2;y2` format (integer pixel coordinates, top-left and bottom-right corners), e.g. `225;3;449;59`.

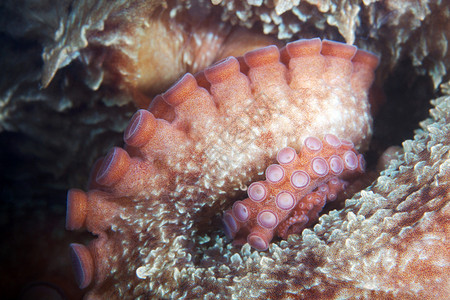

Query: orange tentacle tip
352;49;380;70
162;73;199;107
247;227;273;251
244;45;280;68
95;147;130;187
70;243;94;289
204;56;240;84
148;94;175;121
285;37;322;58
124;109;157;148
321;39;357;60
66;189;88;230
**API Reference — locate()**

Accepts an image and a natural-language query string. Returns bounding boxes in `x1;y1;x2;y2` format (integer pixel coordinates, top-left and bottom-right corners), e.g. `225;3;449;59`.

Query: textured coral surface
0;0;449;299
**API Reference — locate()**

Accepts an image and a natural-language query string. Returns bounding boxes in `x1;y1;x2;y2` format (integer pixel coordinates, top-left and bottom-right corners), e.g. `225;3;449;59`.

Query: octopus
1;1;449;299
65;37;381;298
222;134;366;251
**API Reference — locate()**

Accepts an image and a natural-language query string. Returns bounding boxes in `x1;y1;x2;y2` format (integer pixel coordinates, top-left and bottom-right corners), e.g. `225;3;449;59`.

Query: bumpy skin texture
65;38;378;298
223;135;365;250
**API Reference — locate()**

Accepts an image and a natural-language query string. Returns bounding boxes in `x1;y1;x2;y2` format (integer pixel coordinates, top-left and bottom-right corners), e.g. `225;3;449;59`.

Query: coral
223;135;365;250
31;0;449;92
65;37;378;298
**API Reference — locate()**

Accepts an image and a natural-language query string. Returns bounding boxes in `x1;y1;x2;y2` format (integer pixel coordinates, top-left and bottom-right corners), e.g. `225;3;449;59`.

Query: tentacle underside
66;38;379;297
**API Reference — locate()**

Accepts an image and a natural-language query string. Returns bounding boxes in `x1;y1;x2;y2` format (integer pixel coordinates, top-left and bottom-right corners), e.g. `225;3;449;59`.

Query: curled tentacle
223;134;365;250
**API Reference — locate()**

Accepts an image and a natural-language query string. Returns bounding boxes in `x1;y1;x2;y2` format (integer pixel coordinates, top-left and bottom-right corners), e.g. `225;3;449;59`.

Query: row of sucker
65;38;378;290
222;134;365;250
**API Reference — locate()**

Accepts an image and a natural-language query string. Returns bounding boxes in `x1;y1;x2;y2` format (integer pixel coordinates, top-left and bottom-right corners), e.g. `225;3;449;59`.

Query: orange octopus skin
66;38;379;298
223;135;365;251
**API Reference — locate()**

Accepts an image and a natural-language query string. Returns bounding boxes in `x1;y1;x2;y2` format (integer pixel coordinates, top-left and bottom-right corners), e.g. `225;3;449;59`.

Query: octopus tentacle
65;38;379;296
69;243;94;290
223;135;365;250
277;177;348;239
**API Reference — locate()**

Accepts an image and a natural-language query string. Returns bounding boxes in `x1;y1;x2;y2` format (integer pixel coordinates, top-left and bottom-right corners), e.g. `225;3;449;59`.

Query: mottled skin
66;38;379;298
223;135;365;251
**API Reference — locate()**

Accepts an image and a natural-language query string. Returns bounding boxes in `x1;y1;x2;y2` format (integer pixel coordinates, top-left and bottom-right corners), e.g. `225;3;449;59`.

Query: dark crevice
371;58;436;152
